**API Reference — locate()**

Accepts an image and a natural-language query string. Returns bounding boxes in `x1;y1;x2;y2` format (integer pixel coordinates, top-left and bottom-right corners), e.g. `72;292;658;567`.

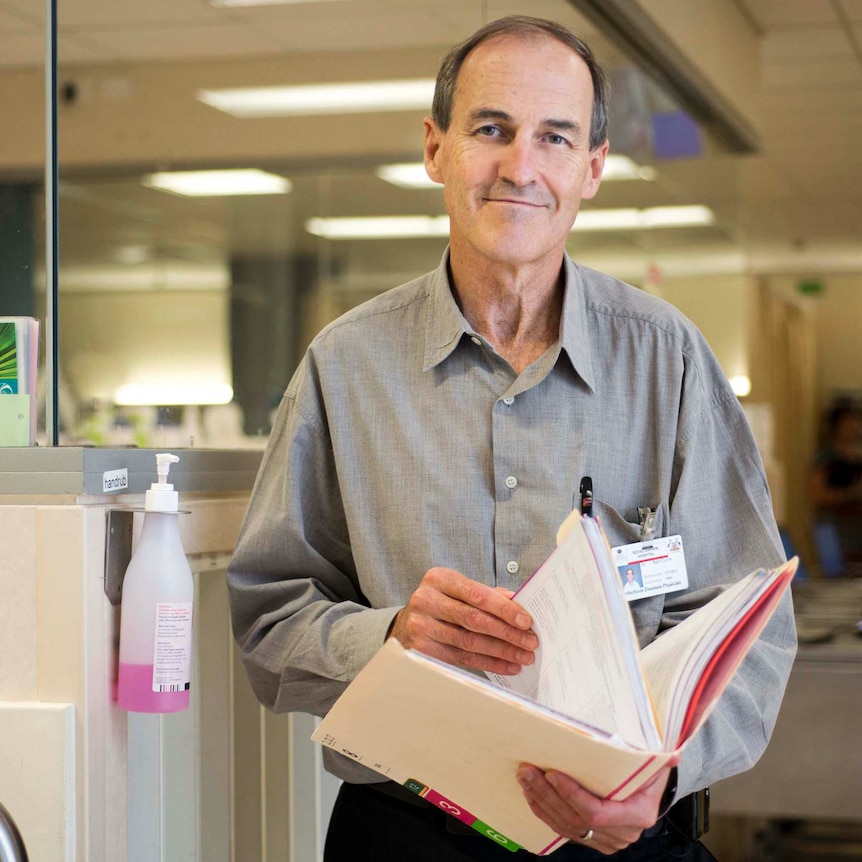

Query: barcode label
152;602;193;693
155;682;191;693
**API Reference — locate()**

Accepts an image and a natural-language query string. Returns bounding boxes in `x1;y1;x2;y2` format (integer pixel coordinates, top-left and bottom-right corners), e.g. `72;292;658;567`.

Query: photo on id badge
613;535;688;602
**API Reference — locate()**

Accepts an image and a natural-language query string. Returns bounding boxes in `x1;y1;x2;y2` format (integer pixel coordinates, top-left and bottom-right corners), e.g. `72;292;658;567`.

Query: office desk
710;580;862;820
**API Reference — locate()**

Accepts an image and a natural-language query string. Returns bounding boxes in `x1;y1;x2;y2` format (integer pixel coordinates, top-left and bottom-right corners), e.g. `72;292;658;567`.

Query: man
623;567;643;595
227;15;796;861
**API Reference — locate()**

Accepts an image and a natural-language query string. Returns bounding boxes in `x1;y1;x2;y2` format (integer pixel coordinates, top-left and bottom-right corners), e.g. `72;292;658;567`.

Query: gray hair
431;15;610;150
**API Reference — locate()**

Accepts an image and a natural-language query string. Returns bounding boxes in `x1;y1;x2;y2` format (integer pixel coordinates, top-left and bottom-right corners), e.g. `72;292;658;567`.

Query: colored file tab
404;778;521;852
470;819;522;852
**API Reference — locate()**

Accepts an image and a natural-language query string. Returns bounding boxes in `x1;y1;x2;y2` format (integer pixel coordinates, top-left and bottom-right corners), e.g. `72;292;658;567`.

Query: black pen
580;476;593;517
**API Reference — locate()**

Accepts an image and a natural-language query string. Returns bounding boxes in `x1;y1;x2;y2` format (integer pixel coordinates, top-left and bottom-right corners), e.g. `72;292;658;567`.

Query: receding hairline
450;34;597;134
431;17;610;149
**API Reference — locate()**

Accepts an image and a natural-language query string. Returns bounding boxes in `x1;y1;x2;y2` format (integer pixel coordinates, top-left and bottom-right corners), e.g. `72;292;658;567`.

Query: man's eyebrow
465;109;584;135
546;118;582;134
467;108;513;124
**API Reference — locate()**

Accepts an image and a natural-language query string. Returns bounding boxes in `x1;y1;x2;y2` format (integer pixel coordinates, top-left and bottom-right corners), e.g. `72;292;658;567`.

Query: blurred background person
809;400;862;577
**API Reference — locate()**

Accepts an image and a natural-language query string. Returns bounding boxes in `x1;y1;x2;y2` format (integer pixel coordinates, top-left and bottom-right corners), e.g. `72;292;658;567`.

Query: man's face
627;570;634;582
424;33;608;270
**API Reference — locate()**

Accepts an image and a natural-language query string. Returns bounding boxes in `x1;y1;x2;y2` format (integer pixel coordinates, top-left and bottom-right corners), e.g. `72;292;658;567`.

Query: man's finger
402;615;535;666
425;568;535;633
517;765;588;832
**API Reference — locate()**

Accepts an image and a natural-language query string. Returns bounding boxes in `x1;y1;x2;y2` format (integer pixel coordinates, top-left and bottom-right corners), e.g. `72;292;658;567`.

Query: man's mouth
485;198;546;208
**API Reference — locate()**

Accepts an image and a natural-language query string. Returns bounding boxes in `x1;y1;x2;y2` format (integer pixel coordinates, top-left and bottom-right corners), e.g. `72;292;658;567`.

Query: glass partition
0;3;47;446
43;0;744;448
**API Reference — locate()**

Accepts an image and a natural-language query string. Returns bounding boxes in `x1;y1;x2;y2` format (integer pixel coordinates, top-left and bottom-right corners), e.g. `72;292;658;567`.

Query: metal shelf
0;447;263;496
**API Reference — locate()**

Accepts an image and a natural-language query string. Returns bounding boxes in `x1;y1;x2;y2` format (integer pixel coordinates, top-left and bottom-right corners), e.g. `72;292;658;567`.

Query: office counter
0;447;336;862
710;579;862;821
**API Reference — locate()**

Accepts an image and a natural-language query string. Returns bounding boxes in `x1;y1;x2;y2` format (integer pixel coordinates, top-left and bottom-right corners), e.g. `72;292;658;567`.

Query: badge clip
638;507;657;540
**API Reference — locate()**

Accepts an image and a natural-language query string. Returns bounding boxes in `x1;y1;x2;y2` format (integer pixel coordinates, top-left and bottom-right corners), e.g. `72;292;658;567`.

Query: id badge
611;535;689;601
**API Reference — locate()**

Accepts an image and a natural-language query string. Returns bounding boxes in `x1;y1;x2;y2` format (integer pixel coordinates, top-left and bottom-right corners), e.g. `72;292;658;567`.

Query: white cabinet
0;453;338;862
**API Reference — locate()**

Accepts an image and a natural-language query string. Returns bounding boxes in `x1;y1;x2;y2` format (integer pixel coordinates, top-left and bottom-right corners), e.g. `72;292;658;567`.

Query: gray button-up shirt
227;251;796;798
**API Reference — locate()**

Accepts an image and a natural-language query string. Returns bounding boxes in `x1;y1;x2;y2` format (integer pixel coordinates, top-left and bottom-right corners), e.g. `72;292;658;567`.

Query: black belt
365;780;709;841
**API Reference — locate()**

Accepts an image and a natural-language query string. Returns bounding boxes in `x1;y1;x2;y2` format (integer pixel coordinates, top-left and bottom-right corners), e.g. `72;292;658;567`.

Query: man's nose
497;135;536;187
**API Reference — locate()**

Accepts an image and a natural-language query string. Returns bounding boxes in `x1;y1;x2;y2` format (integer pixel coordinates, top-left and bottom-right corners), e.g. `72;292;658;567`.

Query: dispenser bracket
104;508;134;605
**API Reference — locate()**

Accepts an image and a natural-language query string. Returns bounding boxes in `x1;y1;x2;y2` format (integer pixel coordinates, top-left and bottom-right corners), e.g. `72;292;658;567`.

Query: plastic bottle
117;453;194;713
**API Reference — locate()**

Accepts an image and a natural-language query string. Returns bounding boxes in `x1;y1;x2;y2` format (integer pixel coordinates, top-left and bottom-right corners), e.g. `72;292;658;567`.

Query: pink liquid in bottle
117;662;189;713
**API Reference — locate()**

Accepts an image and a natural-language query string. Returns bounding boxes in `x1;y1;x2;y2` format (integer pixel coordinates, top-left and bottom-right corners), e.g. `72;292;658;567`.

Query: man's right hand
387;567;538;675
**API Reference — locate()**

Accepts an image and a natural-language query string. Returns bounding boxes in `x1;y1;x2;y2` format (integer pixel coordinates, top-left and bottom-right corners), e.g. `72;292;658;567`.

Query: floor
768;822;862;861
704;819;862;861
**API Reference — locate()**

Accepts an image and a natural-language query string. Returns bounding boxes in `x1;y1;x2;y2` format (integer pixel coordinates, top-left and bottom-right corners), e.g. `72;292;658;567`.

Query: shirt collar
422;249;474;372
422;250;596;392
559;255;596;392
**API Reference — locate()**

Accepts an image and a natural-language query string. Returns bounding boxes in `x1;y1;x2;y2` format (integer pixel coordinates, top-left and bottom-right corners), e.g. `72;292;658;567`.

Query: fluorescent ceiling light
306;216;450;240
640;206;714;227
306;205;713;240
376;163;440;189
601;154;656;181
143;169;291;197
198;79;436;118
375;155;654;190
573;205;714;232
114;383;235;406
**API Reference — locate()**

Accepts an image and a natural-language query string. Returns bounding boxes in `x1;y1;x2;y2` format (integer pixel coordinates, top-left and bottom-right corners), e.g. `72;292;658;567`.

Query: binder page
488;521;649;750
672;562;795;746
640;560;795;747
583;517;662;750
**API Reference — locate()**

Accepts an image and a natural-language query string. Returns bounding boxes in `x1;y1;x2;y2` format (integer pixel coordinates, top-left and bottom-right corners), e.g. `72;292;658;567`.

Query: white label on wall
102;468;128;493
152;602;193;693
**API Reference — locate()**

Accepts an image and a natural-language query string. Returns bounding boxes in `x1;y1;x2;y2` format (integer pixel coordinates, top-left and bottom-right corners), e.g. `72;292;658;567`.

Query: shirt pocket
591;499;668;648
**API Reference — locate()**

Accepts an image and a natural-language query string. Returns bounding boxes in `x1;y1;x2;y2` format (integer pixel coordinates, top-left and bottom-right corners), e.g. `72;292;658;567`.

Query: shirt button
505;475;518;489
506;560;520;575
470;336;482;346
502;397;515;406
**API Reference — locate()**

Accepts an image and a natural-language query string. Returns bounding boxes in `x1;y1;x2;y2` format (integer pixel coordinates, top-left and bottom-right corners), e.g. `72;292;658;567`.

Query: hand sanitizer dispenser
117;453;194;713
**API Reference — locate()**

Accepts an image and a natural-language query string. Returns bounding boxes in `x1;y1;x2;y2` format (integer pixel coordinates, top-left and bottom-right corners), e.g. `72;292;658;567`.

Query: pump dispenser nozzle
145;453;180;512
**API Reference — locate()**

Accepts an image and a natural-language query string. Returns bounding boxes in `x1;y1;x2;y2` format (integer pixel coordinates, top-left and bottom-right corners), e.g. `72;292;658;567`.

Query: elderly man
227;15;796;861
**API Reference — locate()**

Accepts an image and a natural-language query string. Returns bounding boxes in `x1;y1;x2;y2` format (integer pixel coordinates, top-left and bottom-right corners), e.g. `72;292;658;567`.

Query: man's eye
476;125;500;137
546;133;569;145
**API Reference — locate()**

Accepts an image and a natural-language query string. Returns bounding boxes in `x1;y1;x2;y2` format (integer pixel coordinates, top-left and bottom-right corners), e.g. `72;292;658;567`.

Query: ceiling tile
73;21;284;63
837;0;862;23
0;32;44;67
259;8;456;52
58;0;225;27
762;27;854;59
737;0;839;30
0;0;44;23
764;59;862;86
0;4;39;31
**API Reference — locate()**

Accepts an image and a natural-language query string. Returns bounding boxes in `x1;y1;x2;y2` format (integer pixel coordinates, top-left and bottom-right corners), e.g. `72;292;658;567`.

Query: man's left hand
516;763;674;856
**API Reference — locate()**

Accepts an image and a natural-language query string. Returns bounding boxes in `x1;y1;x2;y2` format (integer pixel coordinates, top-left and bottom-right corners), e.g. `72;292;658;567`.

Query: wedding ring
580;829;594;841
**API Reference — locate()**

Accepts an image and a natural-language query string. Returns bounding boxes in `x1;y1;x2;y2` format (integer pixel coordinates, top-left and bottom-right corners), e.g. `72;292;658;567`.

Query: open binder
313;514;796;855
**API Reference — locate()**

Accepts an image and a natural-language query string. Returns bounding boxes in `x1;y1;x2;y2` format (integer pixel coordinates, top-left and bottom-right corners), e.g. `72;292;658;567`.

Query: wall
657;273;751;382
806;274;862;406
60;289;230;404
762;273;862;414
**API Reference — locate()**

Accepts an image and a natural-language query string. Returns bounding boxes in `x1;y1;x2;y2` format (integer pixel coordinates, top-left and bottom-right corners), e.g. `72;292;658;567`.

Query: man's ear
581;139;609;201
423;117;445;185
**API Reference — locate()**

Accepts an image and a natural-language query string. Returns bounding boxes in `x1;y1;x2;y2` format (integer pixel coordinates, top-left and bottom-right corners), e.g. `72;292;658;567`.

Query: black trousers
324;782;716;862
